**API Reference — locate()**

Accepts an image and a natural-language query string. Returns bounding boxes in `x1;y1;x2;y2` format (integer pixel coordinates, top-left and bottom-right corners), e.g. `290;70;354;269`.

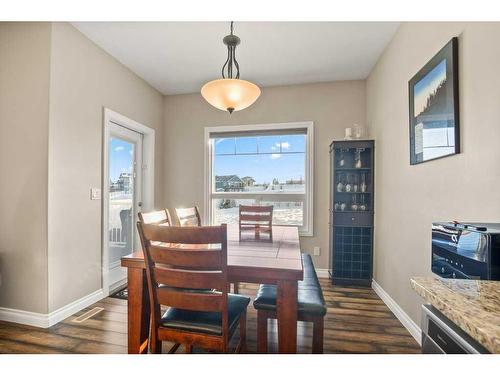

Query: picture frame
409;37;460;165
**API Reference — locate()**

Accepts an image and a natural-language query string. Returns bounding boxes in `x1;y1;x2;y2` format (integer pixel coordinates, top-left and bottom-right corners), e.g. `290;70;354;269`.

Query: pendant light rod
221;21;240;79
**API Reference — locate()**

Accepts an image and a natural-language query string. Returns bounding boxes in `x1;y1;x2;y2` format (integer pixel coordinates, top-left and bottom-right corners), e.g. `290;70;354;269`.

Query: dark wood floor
0;280;420;354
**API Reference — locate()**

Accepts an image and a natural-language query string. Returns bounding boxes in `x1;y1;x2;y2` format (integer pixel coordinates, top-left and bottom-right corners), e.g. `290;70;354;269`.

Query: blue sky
214;135;305;184
108;135;305;185
414;59;447;116
109;137;133;182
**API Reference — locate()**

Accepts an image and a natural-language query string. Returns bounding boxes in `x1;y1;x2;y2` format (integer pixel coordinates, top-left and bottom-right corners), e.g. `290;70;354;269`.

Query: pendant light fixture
201;22;261;114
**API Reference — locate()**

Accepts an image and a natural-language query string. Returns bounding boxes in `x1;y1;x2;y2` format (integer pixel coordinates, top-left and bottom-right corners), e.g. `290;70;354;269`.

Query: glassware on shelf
354;148;363;169
353;124;364;139
338;149;346;167
336;173;344;192
345;174;352;192
360;173;367;193
340;202;347;211
353;174;359;192
344;128;353;140
351;195;358;211
334;202;340;211
359;195;367;211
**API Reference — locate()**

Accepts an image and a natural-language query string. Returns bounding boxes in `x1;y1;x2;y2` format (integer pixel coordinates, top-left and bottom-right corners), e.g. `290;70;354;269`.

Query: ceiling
72;22;400;95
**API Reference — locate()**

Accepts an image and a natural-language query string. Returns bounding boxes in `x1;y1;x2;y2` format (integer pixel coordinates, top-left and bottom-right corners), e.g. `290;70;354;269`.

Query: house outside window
204;122;314;236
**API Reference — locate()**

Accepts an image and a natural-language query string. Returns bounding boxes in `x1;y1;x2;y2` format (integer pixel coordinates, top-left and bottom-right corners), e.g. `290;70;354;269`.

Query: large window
204;122;313;235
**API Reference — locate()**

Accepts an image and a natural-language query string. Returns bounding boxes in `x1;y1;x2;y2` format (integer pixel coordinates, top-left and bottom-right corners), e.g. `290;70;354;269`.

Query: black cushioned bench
253;253;327;353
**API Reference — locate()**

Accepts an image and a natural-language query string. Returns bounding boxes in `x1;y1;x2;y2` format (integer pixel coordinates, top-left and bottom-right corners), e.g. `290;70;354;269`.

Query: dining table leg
277;280;298;353
127;267;150;354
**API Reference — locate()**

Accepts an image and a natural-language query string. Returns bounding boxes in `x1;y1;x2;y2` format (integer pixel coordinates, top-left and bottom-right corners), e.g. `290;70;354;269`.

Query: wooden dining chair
239;205;274;241
233;205;274;294
174;206;202;227
138;209;173;226
137;222;250;354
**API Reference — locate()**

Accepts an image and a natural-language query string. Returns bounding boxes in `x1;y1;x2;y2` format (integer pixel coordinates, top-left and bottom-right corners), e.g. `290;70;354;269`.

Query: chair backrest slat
240;205;273;213
154;267;225;290
175;206;202;227
138;209;172;226
142;224;222;244
239;214;273;222
149;244;222;269
156;288;223;312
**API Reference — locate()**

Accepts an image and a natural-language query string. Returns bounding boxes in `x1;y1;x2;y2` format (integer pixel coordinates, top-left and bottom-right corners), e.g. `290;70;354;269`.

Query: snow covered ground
214;203;303;226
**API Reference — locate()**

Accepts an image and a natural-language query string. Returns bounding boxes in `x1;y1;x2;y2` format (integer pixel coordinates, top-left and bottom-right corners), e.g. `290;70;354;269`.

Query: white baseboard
0;289;105;328
315;268;330;278
371;279;422;345
47;289;105;327
0;307;49;328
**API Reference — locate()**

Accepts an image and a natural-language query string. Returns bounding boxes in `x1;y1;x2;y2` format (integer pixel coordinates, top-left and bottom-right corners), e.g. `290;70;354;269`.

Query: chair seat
160;293;250;336
253;254;327;316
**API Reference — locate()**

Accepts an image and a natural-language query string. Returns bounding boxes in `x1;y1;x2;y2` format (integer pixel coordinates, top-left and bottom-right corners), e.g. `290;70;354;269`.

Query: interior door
107;122;143;289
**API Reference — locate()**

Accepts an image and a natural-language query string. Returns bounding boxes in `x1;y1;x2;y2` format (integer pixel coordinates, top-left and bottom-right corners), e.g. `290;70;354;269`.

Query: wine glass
345;174;352;192
360;173;367;193
354;148;363;169
359;195;367;211
338;149;345;167
351;195;358;211
337;173;344;192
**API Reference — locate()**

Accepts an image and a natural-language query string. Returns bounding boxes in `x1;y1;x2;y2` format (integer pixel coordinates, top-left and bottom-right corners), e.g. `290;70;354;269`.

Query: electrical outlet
313;246;320;256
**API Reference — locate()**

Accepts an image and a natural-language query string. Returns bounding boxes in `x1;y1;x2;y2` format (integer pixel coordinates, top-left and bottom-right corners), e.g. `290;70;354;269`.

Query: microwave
431;222;500;280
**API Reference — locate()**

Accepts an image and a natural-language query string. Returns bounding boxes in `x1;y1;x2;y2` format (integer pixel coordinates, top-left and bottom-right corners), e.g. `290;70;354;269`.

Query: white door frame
102;108;155;294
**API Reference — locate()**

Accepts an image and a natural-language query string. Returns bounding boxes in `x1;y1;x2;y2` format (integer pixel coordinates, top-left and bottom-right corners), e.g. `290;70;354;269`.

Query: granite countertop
411;276;500;354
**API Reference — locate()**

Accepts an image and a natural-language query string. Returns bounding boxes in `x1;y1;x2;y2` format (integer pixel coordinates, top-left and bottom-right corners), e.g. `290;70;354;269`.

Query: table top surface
122;224;303;280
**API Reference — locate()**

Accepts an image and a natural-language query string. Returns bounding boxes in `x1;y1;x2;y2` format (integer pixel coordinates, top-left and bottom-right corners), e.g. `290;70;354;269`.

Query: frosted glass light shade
201;78;261;113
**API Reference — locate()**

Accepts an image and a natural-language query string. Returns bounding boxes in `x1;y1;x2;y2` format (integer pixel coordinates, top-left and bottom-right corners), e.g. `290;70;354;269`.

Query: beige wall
163;81;366;269
47;23;164;312
0;22;52;314
367;22;500;324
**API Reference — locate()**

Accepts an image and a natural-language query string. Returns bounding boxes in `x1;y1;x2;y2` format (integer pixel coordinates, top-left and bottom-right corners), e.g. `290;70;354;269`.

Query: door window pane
109;137;134;266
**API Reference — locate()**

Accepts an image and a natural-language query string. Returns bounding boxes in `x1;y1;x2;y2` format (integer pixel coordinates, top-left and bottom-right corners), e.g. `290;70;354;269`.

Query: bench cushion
253;253;327;317
160;293;250;336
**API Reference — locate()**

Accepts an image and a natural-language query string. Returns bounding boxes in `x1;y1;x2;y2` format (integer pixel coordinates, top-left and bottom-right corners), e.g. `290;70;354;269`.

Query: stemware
354;148;363;169
360;173;367;193
345;174;352;192
359;195;367;211
336;173;344;192
351;195;358;211
338;149;345;167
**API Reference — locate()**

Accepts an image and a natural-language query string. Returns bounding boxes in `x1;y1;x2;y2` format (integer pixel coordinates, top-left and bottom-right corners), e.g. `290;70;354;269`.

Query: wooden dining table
121;224;304;354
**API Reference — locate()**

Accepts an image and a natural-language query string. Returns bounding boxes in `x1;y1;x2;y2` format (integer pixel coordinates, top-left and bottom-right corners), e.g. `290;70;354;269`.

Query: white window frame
204;121;314;236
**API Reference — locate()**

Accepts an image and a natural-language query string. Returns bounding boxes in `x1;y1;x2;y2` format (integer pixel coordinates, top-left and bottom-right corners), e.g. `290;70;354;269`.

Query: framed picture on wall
408;37;460;165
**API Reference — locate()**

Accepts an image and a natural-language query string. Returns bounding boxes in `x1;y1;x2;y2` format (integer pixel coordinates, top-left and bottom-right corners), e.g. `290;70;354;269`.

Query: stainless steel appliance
421;305;488;353
431;222;500;280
